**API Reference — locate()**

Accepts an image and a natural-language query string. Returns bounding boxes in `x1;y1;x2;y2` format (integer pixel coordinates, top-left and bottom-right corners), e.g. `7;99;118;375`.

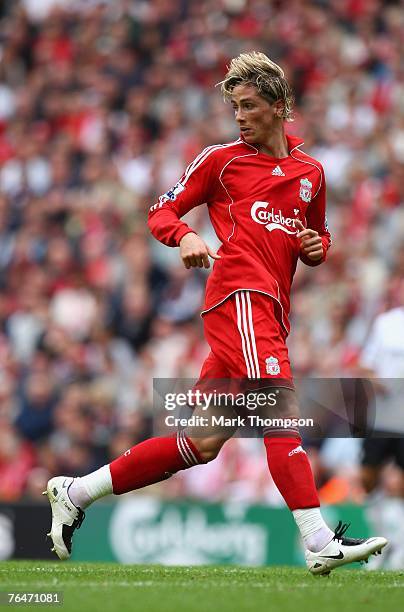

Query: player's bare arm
295;219;324;262
179;232;220;269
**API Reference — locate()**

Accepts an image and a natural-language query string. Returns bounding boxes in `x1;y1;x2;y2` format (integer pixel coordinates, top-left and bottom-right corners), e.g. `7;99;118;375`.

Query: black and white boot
43;476;85;560
305;521;388;576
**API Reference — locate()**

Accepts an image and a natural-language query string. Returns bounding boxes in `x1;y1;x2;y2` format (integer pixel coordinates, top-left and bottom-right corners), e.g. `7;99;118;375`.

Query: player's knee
192;436;227;462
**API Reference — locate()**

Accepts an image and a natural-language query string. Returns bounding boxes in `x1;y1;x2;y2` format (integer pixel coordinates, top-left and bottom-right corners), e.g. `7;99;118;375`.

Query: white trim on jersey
218;143;259;241
289;145;323;198
289;144;332;245
183;143;231;181
149;140;242;213
201;288;290;336
182;139;242;186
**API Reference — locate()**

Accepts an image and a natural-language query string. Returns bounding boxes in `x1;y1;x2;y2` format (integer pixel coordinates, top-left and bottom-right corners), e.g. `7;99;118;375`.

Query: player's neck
257;126;288;158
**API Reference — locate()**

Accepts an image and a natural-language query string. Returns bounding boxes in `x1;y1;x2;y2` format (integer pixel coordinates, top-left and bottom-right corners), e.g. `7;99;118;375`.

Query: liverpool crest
299;178;312;203
266;356;280;375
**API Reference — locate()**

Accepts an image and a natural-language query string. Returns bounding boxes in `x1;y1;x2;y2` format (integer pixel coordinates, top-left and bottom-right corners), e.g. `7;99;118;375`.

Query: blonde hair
219;51;294;121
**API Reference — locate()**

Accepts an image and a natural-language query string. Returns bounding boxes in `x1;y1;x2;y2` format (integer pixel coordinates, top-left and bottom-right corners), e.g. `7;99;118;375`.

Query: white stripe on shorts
235;292;253;378
245;291;261;377
240;291;257;379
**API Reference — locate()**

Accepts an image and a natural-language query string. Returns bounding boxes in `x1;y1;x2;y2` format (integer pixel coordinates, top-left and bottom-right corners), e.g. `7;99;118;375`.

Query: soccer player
44;52;387;575
358;280;404;568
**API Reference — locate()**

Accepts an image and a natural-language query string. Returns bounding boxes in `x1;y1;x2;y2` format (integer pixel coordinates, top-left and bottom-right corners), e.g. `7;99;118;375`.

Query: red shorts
197;290;293;387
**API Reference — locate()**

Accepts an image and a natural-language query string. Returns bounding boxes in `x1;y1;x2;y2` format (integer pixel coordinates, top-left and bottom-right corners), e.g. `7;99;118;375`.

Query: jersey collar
286;134;304;152
240;133;304;154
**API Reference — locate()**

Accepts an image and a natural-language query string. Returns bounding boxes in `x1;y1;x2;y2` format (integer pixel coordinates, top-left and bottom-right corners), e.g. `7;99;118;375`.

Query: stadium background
0;0;404;566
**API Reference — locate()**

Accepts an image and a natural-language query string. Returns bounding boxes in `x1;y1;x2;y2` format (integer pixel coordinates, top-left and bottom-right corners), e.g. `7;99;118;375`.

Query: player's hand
179;232;221;269
295;219;324;261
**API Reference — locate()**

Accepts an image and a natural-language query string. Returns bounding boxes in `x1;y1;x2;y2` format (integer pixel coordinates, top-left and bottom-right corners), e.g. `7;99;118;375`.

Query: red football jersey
148;134;331;334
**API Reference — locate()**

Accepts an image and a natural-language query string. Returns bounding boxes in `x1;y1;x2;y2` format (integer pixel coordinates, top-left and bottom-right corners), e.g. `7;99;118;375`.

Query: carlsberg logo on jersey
251;201;298;235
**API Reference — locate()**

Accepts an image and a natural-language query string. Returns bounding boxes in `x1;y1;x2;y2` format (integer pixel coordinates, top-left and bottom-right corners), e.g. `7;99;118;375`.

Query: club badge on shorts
299;178;312;203
266;356;280;375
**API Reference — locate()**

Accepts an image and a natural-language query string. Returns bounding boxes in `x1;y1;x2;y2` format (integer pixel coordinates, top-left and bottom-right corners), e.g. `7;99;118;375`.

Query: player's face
231;84;282;144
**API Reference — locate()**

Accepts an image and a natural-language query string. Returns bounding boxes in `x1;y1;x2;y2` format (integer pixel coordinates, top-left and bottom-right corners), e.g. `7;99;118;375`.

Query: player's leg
261;391;384;573
43;431;206;559
44;351;233;560
69;425;230;504
205;292;332;543
260;388;333;547
210;290;387;574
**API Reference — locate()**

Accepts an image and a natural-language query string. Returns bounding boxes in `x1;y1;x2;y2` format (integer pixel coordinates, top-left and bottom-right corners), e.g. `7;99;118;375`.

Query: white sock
292;507;334;552
68;465;113;509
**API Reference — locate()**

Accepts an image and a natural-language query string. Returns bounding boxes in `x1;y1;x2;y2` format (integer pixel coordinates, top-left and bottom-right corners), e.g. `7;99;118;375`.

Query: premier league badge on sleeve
165;181;185;201
299;178;312;203
157;181;186;206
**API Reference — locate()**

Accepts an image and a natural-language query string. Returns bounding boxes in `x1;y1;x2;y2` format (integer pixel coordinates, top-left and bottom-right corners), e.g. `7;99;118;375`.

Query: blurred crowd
1;0;404;505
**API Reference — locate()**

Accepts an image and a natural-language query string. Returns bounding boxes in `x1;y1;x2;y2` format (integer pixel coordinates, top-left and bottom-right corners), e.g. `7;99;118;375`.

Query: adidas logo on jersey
272;165;285;176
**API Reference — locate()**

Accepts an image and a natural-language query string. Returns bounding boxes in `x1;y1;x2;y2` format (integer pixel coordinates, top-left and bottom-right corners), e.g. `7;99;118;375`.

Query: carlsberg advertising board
70;496;370;566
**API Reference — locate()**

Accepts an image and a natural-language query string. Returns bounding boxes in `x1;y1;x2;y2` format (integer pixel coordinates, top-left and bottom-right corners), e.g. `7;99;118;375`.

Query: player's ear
273;100;284;118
